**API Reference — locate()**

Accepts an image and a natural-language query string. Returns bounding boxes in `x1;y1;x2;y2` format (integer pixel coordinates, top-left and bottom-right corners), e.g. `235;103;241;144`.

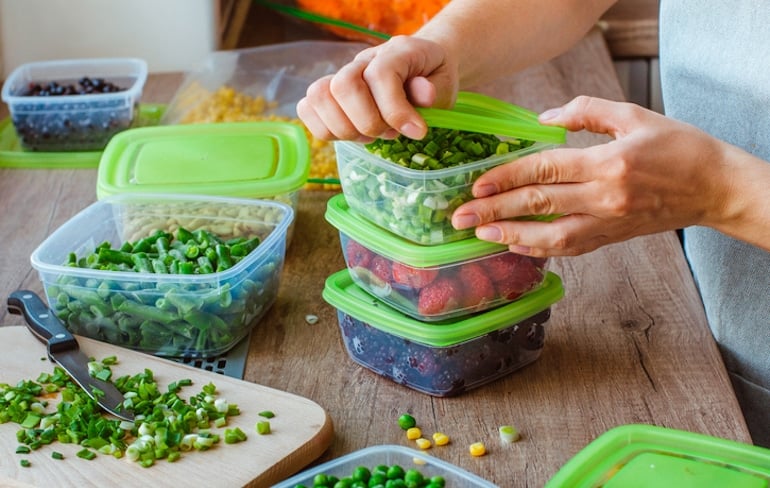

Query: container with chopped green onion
333;93;563;245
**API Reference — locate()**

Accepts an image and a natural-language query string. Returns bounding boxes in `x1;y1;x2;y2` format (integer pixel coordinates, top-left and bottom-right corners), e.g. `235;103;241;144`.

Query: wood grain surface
0;29;751;487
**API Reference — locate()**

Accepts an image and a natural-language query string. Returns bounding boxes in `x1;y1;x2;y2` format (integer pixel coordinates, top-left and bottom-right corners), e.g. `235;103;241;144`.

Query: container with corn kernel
161;41;366;190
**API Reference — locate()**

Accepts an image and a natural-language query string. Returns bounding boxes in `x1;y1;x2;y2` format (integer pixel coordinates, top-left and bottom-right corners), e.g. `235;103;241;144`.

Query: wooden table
0;29;751;487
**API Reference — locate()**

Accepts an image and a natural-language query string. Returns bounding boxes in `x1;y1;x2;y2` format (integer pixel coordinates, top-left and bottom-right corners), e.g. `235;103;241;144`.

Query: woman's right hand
296;35;459;142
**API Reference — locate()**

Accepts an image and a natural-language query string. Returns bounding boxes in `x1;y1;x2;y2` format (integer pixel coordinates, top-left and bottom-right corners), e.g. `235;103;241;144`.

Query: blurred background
0;0;660;112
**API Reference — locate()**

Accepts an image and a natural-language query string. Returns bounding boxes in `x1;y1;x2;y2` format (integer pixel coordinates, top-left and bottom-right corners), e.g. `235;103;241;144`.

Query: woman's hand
451;96;741;256
297;35;459;142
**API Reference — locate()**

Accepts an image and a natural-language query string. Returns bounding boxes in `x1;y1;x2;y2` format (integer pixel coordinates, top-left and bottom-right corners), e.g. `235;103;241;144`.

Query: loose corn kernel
432;432;450;446
415;438;432;450
406;427;422;440
469;442;487;457
412;457;427;466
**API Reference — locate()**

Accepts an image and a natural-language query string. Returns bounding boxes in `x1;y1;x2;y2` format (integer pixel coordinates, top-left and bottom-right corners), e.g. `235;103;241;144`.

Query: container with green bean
334;128;554;245
30;194;294;358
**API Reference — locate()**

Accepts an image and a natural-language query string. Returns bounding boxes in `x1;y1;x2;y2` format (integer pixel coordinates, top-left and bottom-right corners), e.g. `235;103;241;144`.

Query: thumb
538;95;640;138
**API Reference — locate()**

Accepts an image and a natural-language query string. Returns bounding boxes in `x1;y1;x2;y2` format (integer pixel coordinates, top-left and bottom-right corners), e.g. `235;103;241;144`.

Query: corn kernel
412;457;427;466
469;442;486;457
406;427;422;440
432;432;450;446
415;438;432;450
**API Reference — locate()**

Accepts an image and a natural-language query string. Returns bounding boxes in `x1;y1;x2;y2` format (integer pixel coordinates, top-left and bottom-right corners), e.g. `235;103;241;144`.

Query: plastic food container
335;139;553;245
326;193;548;321
161;41;365;125
323;269;564;396
546;424;770;487
30;193;294;358
335;91;566;245
1;58;147;151
159;41;367;189
96;121;309;243
274;444;497;488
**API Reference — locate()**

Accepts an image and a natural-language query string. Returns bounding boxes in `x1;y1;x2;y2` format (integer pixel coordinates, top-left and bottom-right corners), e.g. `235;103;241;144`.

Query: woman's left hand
451;95;736;256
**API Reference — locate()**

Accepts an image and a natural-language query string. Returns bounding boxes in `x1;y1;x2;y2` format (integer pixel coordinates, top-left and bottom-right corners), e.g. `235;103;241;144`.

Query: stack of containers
322;92;568;396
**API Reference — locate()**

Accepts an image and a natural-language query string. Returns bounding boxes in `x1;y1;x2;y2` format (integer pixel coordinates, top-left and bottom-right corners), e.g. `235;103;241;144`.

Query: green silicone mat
0;104;165;169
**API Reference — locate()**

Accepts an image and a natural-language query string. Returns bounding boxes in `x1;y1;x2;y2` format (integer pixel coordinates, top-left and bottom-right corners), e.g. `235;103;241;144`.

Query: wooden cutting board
0;326;333;488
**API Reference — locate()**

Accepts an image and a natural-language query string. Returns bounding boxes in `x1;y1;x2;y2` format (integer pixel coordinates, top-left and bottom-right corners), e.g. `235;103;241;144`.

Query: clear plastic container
323;269;564;396
30;193;294;358
546;424;770;487
161;41;365;125
1;58;147;151
335;139;553;245
326;193;548;321
159;41;366;189
274;444;497;488
96;121;310;243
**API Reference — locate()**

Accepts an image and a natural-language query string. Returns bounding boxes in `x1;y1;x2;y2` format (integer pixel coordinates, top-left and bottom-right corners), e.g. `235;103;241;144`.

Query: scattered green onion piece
77;448;96;460
499;425;521;443
258;410;275;419
256;421;271;435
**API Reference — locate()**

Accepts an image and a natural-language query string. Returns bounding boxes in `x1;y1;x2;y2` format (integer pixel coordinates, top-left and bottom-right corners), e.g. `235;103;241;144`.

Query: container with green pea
273;445;497;488
30;193;294;358
334;91;566;245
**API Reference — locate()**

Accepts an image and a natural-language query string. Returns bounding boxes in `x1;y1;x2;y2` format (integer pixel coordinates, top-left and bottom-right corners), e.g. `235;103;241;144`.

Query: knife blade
7;290;134;422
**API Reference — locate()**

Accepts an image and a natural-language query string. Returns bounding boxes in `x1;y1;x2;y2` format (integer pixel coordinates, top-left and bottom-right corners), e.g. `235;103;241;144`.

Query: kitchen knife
7;290;135;422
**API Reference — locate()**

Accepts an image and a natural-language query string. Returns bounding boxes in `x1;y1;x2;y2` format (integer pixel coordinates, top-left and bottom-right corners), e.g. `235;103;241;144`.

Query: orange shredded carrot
295;0;450;41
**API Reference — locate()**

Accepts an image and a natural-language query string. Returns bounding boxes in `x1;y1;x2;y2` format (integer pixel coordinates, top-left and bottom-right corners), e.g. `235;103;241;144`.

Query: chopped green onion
256;421;271;435
77;448;96;460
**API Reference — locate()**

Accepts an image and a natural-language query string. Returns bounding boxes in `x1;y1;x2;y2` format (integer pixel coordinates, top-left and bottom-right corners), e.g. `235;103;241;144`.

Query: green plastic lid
325;193;508;267
546;424;770;487
323;268;563;347
416;91;567;144
96;121;310;199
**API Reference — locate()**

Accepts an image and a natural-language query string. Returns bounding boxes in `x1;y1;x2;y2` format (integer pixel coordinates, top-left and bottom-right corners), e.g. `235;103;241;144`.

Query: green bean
50;225;282;357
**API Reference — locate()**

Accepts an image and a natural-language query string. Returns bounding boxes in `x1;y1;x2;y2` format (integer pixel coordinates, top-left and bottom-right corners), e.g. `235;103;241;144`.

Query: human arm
296;0;617;141
450;96;770;255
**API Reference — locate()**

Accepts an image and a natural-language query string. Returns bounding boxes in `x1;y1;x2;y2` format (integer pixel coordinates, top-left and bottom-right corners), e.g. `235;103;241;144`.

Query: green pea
397;414;416;430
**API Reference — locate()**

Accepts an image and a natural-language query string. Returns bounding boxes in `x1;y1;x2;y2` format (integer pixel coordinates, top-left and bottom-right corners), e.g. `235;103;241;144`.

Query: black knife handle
7;290;78;353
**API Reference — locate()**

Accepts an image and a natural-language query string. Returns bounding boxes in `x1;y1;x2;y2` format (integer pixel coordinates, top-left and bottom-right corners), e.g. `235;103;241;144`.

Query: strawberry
417;276;464;317
479;252;529;283
345;239;373;269
457;263;496;310
391;262;439;289
369;255;392;284
494;259;544;300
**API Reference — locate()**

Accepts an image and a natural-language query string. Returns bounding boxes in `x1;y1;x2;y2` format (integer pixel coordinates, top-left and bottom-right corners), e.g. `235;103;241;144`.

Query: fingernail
474;183;497;198
509;245;532;255
476;226;502;242
452;213;479;229
399;122;425;140
380;128;399;140
539;107;562;122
